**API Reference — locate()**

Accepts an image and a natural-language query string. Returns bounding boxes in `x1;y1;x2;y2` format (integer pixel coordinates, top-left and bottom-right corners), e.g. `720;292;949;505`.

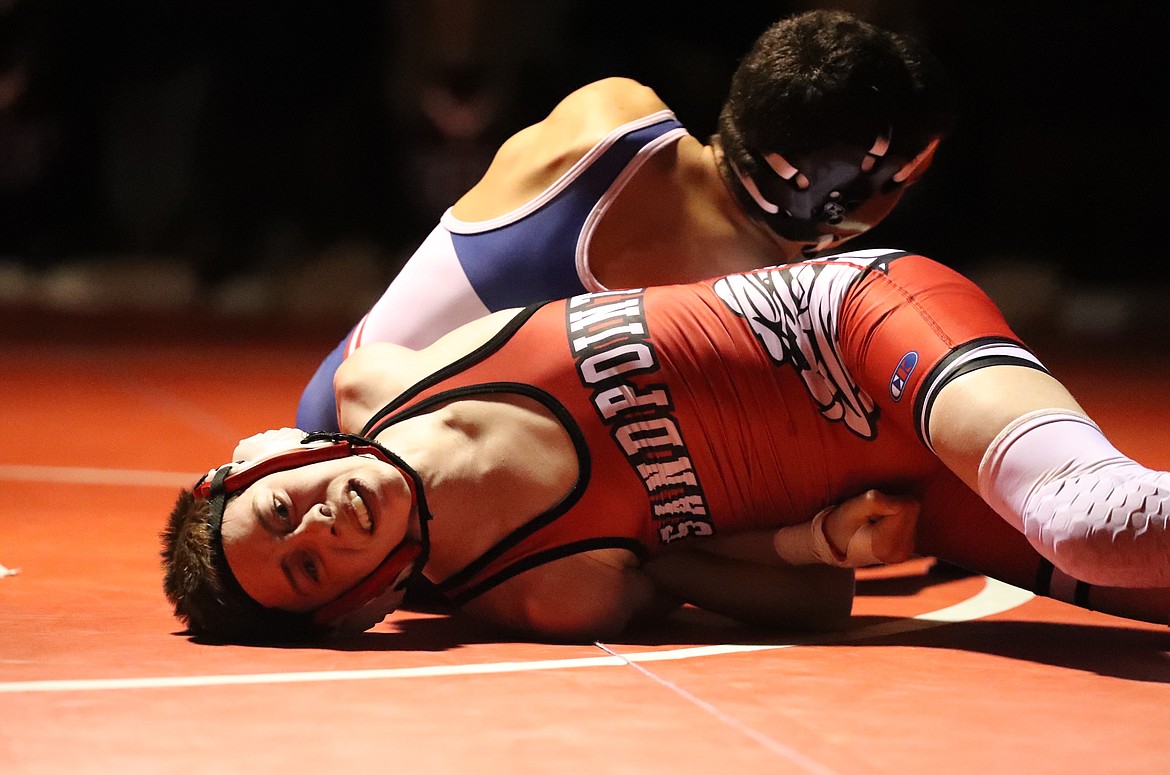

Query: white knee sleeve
978;410;1170;587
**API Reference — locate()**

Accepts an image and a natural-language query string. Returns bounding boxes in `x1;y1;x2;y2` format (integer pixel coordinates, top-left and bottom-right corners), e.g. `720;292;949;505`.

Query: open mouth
347;482;375;535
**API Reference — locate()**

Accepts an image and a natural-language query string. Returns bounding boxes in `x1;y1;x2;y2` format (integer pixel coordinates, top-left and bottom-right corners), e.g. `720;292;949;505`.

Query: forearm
684;519;838;566
641;550;855;631
636;489;919;630
693;491;917;569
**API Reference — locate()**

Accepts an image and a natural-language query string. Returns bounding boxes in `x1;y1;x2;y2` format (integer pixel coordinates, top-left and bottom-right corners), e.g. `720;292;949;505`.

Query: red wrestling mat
2;316;1169;775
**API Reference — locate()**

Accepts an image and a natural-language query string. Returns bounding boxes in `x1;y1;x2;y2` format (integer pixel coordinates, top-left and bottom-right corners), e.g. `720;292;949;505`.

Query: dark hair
160;488;326;643
717;10;955;181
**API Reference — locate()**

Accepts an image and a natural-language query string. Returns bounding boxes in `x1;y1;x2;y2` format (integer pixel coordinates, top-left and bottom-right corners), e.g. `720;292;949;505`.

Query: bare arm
642;552;856;630
462;551;675;642
641;490;920;631
335;309;527;432
926;365;1088;492
385;475;914;638
712;490;920;568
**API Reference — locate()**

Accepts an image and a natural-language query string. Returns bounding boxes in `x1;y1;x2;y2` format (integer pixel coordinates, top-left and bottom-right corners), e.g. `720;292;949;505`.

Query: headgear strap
722;127;938;254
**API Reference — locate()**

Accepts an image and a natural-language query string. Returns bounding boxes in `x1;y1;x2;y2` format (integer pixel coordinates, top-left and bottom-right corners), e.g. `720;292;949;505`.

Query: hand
819;489;920;567
232;427;308;462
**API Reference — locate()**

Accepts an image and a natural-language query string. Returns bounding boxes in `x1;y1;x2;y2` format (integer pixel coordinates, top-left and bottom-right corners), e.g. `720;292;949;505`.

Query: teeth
348;488;372;532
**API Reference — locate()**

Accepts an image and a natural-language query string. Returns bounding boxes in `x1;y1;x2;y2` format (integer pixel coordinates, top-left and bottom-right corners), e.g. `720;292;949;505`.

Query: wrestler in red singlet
360;249;1049;604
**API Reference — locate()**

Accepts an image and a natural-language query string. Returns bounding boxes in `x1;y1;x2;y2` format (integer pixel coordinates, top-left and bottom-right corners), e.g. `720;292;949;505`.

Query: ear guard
194;431;432;635
313;540;424;633
727;132;939;255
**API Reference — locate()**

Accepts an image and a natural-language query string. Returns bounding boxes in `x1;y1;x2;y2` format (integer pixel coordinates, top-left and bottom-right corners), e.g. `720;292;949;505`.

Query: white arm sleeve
978;410;1170;587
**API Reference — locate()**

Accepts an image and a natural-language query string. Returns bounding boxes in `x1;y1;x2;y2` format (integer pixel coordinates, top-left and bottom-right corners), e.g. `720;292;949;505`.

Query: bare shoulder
553;77;671;129
336;309;528;430
334;343;420;431
453;78;672;220
517;77;670;148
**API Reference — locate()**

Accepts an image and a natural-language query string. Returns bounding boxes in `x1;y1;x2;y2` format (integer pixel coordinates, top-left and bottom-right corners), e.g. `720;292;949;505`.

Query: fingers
825;490;915;542
856;489;920;518
231;427;308;462
866;497;918;561
861;513;917;564
826;490;921;566
839;514;915;566
831;490;914;529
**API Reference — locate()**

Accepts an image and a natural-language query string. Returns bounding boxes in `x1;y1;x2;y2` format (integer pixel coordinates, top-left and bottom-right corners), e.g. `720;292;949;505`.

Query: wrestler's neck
703;142;807;259
588;139;802;289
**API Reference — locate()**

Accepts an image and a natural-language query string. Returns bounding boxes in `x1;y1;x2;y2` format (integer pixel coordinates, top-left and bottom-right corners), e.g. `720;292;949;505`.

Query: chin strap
317;543;425;634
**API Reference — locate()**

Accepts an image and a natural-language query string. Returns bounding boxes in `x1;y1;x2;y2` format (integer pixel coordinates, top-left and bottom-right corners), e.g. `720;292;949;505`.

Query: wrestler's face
220;455;413;612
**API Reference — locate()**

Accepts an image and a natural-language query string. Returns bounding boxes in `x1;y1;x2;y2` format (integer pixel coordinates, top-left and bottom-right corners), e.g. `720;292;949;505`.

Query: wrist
808;507;848;566
772;506;848;566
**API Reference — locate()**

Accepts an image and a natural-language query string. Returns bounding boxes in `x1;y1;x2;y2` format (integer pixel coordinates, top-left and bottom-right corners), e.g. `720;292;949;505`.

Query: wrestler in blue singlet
296;112;687;433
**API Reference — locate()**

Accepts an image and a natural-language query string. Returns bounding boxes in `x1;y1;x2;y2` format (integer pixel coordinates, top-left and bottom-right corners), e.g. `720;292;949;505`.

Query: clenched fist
817;489;920;567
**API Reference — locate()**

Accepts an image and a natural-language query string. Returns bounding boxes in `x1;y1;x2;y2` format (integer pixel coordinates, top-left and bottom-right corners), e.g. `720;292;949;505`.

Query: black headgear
723;130;939;255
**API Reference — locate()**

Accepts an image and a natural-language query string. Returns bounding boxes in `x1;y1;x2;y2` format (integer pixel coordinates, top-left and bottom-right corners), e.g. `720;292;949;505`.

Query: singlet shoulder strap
360;304;544;437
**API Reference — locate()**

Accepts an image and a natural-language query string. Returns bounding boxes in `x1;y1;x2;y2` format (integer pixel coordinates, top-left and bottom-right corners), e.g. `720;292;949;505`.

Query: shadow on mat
179;561;1170;682
832;615;1170;684
188;607;1170;684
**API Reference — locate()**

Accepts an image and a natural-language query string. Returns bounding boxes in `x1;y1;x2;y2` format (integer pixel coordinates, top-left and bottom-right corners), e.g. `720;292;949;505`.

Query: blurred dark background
1;0;1166;341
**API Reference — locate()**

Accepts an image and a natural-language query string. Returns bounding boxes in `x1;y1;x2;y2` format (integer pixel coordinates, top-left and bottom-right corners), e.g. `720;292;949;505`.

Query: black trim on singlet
846;249;913;266
355;298;653;609
824;248;912;285
912;336;1049;449
368;380;601;598
446;538;650;606
360;303;546;437
802;249;912;312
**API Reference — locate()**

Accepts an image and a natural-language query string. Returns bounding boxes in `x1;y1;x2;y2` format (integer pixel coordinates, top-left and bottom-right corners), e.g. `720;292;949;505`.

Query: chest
409;397;582;581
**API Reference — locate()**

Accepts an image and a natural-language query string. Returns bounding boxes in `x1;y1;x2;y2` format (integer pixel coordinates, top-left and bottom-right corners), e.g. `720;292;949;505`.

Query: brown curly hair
716;10;955;191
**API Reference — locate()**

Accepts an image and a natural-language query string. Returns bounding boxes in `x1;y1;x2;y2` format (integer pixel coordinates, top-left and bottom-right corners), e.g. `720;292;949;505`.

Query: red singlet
363;249;1050;603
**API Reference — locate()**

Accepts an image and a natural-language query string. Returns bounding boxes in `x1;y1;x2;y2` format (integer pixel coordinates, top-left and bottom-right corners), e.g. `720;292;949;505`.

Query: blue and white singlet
296;111;688;432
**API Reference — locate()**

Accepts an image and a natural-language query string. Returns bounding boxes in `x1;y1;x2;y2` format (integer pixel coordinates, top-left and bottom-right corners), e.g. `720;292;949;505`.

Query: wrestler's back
454;78;672;219
297;78;785;431
459;78;791;289
348;79;697;351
